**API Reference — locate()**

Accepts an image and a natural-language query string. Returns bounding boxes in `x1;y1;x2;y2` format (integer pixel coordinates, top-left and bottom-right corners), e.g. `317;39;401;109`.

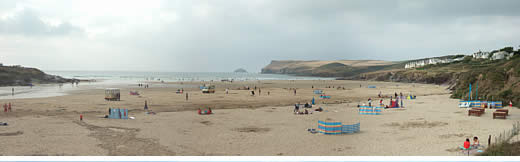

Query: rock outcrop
0;65;73;86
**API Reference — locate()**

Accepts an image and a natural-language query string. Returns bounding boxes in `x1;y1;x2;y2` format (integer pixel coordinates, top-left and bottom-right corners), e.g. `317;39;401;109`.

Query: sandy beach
1;80;518;155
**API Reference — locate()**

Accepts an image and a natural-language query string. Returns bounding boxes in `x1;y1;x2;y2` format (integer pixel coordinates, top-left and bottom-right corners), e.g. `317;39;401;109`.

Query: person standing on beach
268;91;270;95
225;88;229;94
186;93;189;101
144;100;148;110
368;98;372;107
8;103;11;112
3;103;7;113
258;88;261;96
294;89;297;96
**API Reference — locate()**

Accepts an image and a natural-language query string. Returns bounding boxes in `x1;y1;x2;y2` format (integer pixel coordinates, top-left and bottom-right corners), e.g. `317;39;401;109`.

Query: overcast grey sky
1;0;520;72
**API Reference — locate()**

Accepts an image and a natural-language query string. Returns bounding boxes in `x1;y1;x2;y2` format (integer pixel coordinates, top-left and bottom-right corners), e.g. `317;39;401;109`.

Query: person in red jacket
463;138;470;150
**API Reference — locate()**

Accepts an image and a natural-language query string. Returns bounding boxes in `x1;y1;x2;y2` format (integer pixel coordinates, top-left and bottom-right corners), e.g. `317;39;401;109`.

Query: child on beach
472;137;480;149
462;138;470;150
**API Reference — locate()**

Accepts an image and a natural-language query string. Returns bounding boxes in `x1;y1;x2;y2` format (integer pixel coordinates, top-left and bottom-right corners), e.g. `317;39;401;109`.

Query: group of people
138;83;149;88
324;85;345;90
251;88;262;96
3;103;12;112
198;108;212;115
462;136;480;150
294;102;318;115
367;91;409;108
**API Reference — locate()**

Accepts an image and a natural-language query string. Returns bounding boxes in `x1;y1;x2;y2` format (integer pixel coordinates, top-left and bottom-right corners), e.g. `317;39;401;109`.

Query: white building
472;51;490;59
490;51;514;60
405;58;456;69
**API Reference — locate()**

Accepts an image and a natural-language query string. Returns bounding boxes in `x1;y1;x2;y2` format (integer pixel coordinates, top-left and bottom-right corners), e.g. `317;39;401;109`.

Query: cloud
2;0;520;72
0;7;83;36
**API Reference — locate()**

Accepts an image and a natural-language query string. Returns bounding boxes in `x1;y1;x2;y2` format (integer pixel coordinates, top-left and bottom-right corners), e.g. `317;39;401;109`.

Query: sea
0;71;333;100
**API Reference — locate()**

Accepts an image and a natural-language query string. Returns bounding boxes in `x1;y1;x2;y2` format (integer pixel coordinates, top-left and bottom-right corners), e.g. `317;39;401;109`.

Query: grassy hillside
0;65;72;86
357;47;520;106
261;60;398;77
261;46;520;106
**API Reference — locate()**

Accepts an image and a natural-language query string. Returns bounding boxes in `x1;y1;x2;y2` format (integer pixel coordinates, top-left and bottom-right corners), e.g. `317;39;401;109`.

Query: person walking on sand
225;88;229;94
144;100;148;110
8;103;11;112
258;88;261;96
3;103;7;113
294;89;297;96
186;93;189;101
268;91;270;96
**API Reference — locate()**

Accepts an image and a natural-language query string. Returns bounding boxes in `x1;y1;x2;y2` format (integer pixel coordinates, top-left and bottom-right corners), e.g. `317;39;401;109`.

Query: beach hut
108;108;128;119
317;120;360;135
105;88;120;101
358;106;382;115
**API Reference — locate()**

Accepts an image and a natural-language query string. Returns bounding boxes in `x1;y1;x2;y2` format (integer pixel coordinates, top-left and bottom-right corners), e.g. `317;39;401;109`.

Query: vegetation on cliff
261;46;520;106
0;65;72;86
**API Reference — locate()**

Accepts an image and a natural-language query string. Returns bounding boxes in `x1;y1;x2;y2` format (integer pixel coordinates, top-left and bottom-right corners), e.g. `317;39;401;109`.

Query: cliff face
0;65;72;86
260;46;520;106
356;54;520;106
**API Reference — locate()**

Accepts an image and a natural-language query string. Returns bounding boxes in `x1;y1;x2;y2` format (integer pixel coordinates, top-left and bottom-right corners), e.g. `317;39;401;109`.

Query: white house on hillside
405;58;456;69
472;51;490;59
490;51;514;60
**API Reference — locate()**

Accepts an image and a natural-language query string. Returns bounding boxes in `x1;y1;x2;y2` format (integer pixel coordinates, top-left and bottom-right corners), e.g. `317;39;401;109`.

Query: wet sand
0;80;518;155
